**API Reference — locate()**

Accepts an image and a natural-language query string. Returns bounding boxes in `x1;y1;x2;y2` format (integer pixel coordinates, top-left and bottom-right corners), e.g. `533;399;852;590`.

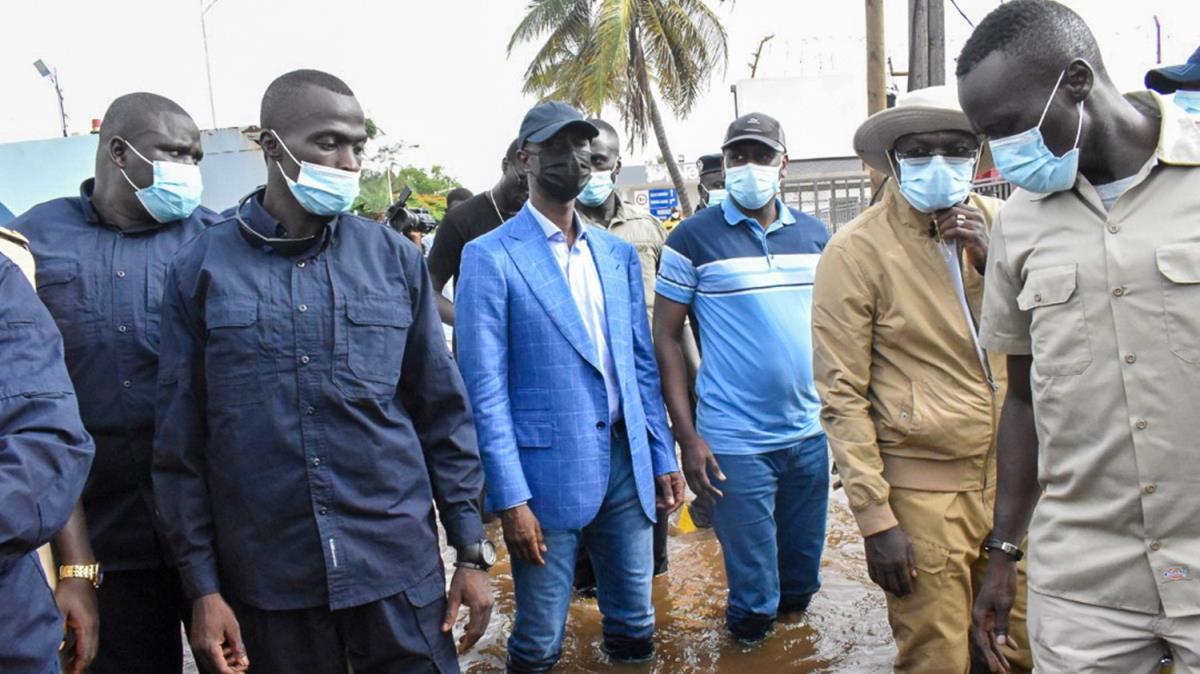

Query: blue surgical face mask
1174;90;1200;118
272;130;361;216
988;68;1085;195
893;154;977;213
119;140;203;223
706;188;728;206
576;171;615;207
725;161;781;210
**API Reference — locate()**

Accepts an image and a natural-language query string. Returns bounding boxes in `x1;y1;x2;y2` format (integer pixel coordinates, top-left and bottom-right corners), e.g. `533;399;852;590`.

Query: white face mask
1174;90;1200;118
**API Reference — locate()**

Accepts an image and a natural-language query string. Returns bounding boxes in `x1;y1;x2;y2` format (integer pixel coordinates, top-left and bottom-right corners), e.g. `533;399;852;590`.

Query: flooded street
455;488;895;673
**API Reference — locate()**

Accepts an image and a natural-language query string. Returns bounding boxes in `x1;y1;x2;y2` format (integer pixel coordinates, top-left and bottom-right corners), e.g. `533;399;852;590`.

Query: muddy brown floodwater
451;488;896;673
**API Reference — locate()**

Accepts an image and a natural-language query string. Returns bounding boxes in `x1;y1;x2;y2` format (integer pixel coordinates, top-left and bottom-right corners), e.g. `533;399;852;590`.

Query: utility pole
200;0;223;129
866;0;887;190
1153;15;1162;64
907;0;946;90
33;59;68;137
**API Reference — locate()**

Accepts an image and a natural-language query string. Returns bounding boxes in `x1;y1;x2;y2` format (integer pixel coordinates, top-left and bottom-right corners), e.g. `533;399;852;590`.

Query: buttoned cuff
179;561;221;600
852;501;900;538
979;332;1032;356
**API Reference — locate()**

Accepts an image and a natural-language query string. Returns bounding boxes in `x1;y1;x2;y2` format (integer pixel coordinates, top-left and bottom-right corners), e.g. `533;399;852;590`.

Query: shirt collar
721;195;795;231
1030;90;1200;202
529;202;587;241
78;178;168;234
235;188;336;257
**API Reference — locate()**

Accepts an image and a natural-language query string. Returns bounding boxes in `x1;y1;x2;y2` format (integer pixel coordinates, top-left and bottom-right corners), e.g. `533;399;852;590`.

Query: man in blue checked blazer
456;101;682;673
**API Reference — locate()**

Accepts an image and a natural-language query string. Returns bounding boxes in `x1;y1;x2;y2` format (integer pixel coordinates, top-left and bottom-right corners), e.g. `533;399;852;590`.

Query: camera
384;186;438;235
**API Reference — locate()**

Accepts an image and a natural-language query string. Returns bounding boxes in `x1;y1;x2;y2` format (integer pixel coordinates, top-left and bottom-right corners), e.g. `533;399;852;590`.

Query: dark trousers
230;589;458;674
89;567;192;674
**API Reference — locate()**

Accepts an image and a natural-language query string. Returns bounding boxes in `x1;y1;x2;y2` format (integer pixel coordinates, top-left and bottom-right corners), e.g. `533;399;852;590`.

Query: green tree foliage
510;0;729;216
353;165;461;221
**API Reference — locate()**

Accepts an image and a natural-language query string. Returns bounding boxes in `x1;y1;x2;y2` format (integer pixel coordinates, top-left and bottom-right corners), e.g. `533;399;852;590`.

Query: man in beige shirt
814;86;1030;674
958;1;1200;671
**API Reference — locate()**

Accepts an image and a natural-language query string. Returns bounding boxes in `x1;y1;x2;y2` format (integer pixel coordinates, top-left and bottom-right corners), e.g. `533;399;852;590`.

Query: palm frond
508;0;590;55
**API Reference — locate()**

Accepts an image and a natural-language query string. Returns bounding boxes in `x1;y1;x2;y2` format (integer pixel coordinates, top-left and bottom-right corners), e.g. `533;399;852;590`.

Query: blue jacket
456;204;675;530
11;180;218;570
0;256;94;672
154;192;483;611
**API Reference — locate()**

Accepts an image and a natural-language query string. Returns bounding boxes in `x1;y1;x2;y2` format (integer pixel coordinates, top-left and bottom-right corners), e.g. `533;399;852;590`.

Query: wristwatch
59;563;103;589
983;538;1024;562
455;539;497;571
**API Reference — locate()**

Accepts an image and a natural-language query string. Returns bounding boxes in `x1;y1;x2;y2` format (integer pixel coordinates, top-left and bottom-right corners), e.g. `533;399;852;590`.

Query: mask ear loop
1038;67;1087;151
114;137;154;192
267;129;305;183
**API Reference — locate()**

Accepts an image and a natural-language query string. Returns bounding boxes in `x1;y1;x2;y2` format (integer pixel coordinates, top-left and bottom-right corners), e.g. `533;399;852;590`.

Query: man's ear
501;156;510;175
1065;58;1095;103
612;158;622;181
259;130;283;159
779;155;789;178
108;138;130;170
515;148;533;175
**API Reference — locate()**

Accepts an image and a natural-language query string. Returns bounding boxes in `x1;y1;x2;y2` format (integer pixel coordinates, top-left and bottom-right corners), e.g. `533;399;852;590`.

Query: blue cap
517;101;599;149
1145;45;1200;94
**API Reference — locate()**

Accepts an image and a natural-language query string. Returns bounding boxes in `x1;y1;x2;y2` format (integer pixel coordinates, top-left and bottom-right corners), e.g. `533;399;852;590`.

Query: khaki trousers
885;487;1033;674
1028;587;1200;673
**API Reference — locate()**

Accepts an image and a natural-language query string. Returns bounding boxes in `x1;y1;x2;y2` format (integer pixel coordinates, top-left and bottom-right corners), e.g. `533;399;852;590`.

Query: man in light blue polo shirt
653;113;830;645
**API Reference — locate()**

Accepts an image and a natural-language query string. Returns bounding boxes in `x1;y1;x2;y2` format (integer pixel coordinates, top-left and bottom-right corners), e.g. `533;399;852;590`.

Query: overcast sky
2;0;1195;189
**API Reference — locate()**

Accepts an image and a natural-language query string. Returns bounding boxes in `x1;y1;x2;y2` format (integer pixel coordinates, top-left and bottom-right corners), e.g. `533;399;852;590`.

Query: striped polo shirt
656;197;828;455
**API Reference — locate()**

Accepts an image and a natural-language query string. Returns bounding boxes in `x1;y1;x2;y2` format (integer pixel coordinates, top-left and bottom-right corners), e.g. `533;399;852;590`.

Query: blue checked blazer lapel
502;209;604;374
585;231;632;383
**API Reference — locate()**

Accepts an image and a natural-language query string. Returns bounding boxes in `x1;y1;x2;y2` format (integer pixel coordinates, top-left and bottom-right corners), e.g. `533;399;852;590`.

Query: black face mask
529;148;591;202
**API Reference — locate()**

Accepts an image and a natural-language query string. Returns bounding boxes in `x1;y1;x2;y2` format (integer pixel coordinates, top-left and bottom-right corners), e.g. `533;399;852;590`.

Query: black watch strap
455;539;496;571
984;538;1024;561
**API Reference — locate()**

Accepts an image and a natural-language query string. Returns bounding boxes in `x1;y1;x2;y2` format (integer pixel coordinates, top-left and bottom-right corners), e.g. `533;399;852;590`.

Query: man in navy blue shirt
12;92;219;674
154;69;491;674
0;254;95;673
654;114;831;645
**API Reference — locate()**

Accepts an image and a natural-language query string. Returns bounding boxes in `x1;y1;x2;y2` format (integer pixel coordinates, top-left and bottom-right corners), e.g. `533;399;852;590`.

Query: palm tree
509;0;728;216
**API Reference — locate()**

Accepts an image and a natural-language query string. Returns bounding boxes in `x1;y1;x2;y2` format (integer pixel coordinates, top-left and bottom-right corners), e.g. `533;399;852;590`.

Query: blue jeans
508;433;654;672
710;433;829;640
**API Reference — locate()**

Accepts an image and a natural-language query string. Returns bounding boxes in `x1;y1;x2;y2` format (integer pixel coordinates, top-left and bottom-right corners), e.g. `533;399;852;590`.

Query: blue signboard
648;188;678;221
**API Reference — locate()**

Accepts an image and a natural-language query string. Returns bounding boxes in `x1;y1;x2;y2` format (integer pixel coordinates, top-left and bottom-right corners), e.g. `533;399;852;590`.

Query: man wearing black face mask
428;140;528;326
456;101;681;672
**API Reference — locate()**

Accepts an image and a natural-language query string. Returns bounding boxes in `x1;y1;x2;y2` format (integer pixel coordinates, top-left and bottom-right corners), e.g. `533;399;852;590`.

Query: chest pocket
1155;244;1200;364
1017;265;1092;376
337;296;412;399
34;259;95;344
205;297;263;405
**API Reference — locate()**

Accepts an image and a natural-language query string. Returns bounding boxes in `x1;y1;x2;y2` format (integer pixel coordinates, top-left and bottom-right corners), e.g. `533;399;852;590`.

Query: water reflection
453;489;895;673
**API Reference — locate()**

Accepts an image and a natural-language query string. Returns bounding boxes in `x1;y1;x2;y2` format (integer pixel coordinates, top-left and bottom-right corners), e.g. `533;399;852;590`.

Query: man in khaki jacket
812;86;1030;674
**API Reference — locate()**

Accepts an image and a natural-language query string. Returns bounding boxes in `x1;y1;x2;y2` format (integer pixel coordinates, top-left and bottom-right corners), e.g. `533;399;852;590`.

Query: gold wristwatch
59;563;103;589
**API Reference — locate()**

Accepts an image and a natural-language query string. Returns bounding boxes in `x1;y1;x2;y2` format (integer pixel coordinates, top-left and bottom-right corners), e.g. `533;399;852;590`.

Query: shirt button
1124;353;1137;364
122;380;132;389
298;304;308;313
300;355;311;365
319;507;328;516
1112;287;1125;297
1150;541;1162;551
312;458;321;467
1135;419;1149;430
1108;224;1120;234
305;406;316;416
116;270;126;278
297;261;307;268
118;325;128;333
1033;293;1043;303
1145;484;1158;494
596;421;607;430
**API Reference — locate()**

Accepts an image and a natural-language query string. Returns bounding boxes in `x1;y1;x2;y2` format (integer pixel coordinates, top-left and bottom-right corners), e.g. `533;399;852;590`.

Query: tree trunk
632;38;694;217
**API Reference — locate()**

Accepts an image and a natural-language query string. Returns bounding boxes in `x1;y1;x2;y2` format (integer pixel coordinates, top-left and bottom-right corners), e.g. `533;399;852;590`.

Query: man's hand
500;504;546;565
864;526;917;597
55;578;98;674
972;554;1018;673
934;204;989;274
655;471;686;514
191;593;249;674
442;566;493;654
680;437;725;502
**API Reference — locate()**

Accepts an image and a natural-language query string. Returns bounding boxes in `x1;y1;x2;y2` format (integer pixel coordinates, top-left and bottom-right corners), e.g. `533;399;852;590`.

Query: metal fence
782;173;1013;233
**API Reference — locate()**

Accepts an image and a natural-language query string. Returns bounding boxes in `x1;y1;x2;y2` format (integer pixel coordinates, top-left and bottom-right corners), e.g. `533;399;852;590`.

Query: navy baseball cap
1146;45;1200;94
517;101;599;148
696;153;724;176
722;112;787;154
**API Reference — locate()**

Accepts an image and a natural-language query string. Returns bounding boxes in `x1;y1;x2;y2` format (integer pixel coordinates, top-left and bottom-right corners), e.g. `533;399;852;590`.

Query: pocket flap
346;297;412;328
911;538;950;575
511;388;550;411
1156;244;1200;284
1017;265;1077;310
35;260;79;288
403;566;446;608
514;420;553;448
207;298;258;328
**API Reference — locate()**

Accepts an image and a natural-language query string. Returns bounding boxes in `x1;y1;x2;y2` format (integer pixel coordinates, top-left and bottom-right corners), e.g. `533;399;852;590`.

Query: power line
949;0;975;27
